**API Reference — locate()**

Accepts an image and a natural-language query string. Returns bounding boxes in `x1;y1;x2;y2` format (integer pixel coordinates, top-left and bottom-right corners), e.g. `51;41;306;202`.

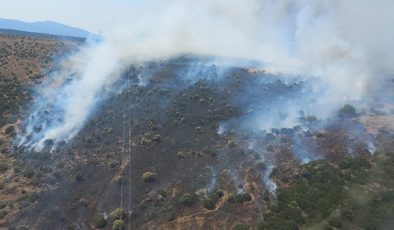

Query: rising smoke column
17;41;123;151
17;0;394;150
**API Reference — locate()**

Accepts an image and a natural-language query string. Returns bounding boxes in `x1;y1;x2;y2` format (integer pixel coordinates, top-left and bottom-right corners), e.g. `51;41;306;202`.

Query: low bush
339;157;371;170
179;193;194;207
203;198;216;210
232;223;251;230
94;215;107;229
5;125;15;136
0;162;8;173
0;209;6;219
27;193;39;203
338;104;356;117
230;193;252;204
110;208;127;220
17;224;28;230
112;219;125;230
305;115;317;123
265;145;274;152
23;168;35;178
256;162;267;171
142;172;156;183
203;190;222;210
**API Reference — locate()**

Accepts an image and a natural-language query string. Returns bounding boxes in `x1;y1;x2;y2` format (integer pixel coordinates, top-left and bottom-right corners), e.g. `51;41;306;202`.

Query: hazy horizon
0;0;152;34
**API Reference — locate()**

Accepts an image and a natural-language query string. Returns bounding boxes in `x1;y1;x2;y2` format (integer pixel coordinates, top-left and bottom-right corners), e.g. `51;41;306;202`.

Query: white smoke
18;42;124;150
17;0;394;150
263;164;277;195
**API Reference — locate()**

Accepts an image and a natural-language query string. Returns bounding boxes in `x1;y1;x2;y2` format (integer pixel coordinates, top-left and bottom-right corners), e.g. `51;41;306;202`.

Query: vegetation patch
202;189;224;210
179;193;194;207
112;219;125;230
142;171;156;183
228;192;252;204
110;208;127;220
94;215;107;229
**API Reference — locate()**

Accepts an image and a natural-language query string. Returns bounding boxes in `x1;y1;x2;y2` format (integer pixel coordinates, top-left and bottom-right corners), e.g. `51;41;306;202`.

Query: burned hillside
0;31;394;230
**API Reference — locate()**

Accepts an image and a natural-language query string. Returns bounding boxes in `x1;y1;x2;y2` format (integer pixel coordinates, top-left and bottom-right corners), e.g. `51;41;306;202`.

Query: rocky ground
0;31;393;230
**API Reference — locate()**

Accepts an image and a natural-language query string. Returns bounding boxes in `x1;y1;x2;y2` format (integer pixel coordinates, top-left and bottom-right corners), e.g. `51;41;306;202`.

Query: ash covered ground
1;31;394;230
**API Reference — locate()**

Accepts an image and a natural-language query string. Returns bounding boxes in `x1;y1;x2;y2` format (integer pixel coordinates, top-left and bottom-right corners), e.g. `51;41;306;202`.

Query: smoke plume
17;0;394;150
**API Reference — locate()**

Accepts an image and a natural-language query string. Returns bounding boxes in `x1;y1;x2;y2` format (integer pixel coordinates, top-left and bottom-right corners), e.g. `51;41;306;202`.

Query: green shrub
78;198;88;207
179;193;194;207
84;136;93;144
264;160;344;228
23;168;35;178
339;104;356;117
278;161;344;217
17;224;28;230
339;157;371;170
227;194;236;204
203;189;224;209
255;219;265;230
14;165;23;173
27;193;39;203
0;162;8;173
203;198;216;210
158;189;168;199
142;172;155;182
232;223;251;230
94;215;107;229
112;219;125;230
166;212;176;221
231;193;252;204
0;209;6;219
262;214;298;230
214;189;224;198
110;208;127;220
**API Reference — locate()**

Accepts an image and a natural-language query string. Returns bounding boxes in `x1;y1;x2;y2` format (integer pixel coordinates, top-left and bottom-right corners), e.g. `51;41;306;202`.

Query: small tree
203;198;216;210
112;219;125;230
179;193;194;207
339;104;356;117
110;208;127;220
230;193;252;204
142;172;156;182
94;216;107;229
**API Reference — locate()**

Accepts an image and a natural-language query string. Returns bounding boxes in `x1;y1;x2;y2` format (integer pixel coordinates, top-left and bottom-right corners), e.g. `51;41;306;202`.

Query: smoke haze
17;0;394;150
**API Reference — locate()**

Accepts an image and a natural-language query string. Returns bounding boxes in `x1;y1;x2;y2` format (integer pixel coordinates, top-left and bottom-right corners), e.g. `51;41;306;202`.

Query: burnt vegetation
0;31;393;229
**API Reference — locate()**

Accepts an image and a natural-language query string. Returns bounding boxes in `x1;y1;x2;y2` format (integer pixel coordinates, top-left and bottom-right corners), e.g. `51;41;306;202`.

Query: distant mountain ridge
0;18;92;38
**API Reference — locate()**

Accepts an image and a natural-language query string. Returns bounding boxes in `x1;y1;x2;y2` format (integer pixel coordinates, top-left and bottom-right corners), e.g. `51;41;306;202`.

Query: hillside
0;32;394;230
0;18;92;38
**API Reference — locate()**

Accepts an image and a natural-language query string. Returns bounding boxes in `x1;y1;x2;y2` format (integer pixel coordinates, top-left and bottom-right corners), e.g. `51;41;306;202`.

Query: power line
120;86;126;213
127;75;132;229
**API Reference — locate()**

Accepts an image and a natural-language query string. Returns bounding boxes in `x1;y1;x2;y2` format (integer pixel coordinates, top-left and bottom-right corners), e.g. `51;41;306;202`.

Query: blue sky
0;0;152;32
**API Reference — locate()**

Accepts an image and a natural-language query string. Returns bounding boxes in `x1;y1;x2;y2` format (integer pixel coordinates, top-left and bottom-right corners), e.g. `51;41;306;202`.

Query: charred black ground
0;31;394;230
